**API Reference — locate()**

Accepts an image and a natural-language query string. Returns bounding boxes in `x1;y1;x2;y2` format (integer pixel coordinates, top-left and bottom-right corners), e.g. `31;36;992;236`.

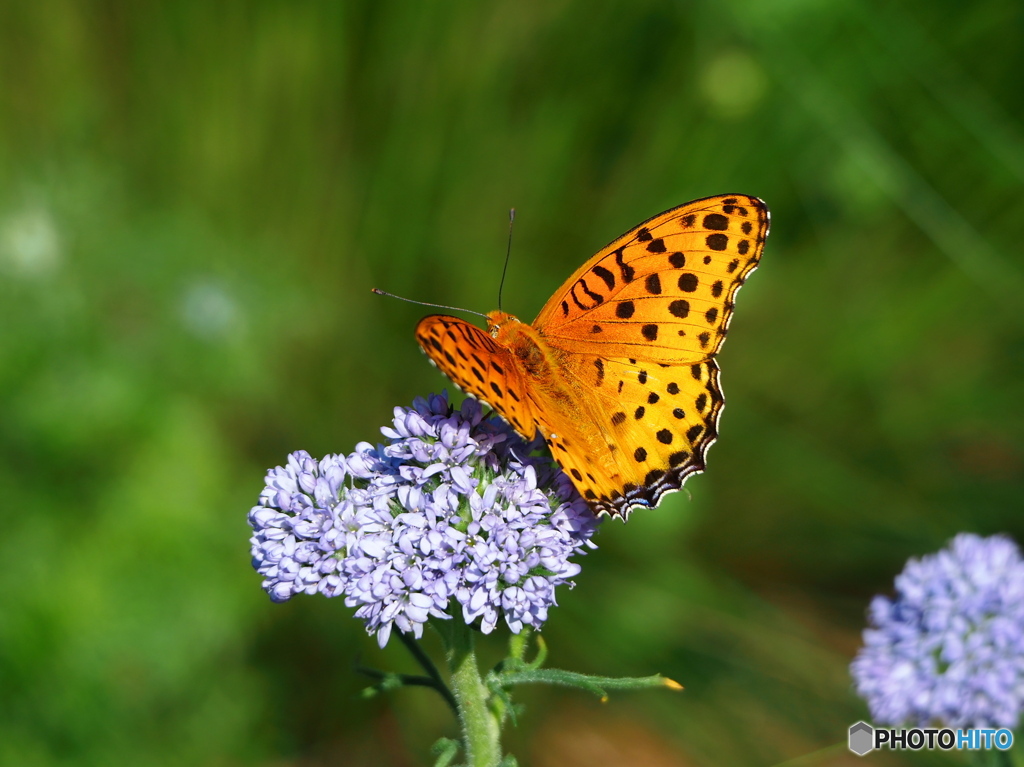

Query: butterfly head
485;310;520;340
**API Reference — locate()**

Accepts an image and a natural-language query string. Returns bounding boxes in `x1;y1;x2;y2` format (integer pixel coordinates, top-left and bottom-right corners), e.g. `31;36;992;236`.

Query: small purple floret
248;393;600;647
851;533;1024;728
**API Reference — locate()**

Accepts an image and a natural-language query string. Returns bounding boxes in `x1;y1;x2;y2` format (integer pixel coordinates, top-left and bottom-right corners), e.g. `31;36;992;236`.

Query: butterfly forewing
415;315;539;439
534;194;768;364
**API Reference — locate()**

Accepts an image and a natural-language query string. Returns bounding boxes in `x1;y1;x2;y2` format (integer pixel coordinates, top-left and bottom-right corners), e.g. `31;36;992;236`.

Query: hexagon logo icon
848;721;874;756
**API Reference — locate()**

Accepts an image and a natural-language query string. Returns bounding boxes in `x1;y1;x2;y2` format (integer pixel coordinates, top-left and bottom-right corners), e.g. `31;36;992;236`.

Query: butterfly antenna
370;288;489;320
497;208;515;312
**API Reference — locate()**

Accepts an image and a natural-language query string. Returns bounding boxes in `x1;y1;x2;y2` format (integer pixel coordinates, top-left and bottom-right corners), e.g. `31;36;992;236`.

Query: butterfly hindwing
416;315;539;439
534;194;768;365
540;354;724;516
598;356;723;515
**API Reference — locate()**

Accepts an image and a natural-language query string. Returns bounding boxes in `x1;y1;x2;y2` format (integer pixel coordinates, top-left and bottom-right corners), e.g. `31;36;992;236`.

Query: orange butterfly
416;194;769;518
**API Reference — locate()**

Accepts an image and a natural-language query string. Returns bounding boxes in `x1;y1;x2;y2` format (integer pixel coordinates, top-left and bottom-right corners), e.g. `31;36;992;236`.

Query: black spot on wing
614;248;635;283
578;278;603;306
669;300;689;318
703;213;729;230
706;234;728;251
592;265;615;289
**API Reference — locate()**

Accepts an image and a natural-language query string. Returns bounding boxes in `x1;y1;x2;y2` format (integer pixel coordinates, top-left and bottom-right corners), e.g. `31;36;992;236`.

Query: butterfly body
416;194;769;518
486;311;555;397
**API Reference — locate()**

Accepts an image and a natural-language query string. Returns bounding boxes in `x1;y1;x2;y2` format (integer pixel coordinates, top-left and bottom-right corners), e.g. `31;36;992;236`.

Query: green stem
397;631;459;715
354;664;455;703
442;618;502;767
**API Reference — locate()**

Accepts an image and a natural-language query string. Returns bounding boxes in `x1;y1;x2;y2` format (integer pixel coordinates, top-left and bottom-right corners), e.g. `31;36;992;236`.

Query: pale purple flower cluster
851;533;1024;728
249;393;600;647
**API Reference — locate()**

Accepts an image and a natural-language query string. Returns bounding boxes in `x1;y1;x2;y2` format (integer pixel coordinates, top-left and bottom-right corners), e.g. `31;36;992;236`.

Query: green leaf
525;634;548;670
431;737;461;767
488;681;519;728
495;630;546;676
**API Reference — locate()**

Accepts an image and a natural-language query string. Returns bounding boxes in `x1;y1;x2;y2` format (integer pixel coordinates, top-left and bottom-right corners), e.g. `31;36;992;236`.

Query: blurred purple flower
248;393;600;647
851;533;1024;728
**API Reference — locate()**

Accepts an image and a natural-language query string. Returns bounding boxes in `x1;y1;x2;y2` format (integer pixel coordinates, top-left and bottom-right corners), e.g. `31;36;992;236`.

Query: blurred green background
2;1;1022;765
